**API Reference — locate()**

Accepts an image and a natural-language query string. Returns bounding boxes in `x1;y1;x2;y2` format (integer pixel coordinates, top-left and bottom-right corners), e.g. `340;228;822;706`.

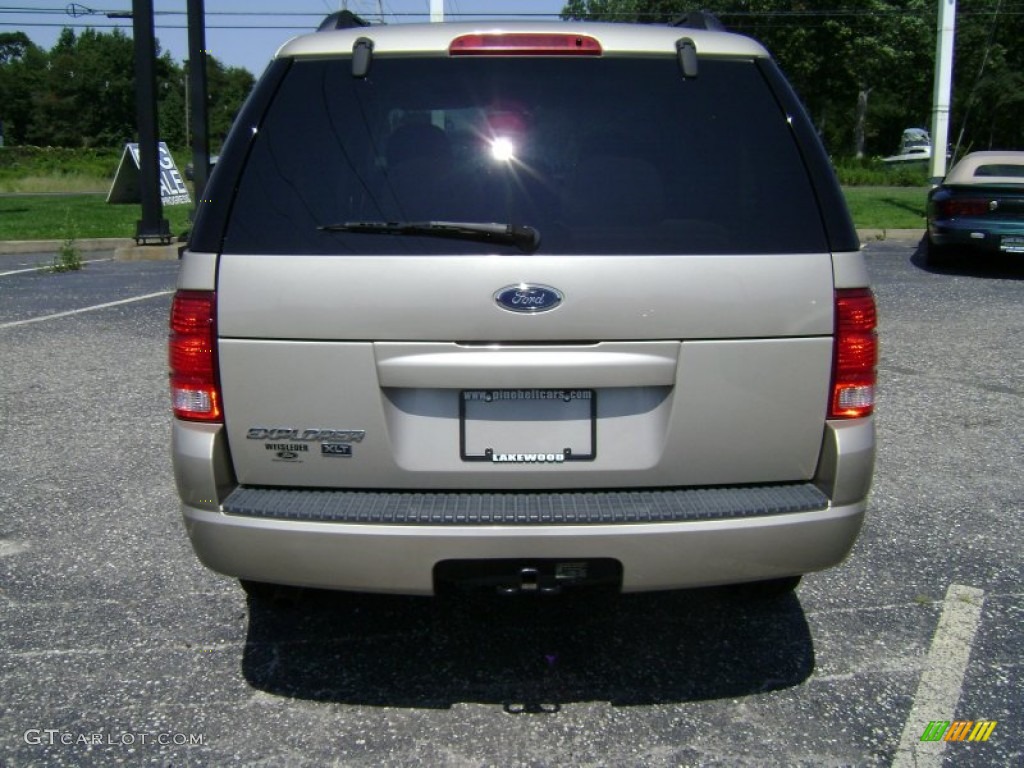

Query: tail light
830;288;877;419
449;33;602;56
169;290;222;422
937;198;988;218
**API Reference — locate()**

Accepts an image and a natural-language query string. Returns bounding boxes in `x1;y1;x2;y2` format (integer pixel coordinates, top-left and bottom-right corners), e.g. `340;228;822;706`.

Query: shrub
833;156;930;187
48;237;84;272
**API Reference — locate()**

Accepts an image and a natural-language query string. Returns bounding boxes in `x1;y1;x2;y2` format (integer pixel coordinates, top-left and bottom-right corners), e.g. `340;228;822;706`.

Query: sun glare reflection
490;136;517;162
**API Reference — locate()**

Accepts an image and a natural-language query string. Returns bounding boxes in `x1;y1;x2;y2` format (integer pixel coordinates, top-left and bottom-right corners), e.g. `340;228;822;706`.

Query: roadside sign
107;142;192;206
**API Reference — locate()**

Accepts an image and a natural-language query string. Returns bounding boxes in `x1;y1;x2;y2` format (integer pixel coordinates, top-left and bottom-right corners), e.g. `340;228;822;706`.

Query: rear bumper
174;415;874;594
929;219;1024;254
183;498;865;595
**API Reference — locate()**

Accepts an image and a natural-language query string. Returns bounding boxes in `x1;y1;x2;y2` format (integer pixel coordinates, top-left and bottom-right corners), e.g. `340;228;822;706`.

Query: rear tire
924;237;953;268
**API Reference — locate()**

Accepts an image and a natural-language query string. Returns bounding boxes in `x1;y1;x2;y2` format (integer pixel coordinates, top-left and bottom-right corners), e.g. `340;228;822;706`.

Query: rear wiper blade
318;220;541;254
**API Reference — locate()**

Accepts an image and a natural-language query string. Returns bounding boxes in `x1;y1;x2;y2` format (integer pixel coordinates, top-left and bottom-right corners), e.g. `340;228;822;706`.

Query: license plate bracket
459;388;597;462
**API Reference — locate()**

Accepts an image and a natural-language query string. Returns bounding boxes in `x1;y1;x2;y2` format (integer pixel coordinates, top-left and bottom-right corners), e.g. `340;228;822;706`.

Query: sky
2;1;570;76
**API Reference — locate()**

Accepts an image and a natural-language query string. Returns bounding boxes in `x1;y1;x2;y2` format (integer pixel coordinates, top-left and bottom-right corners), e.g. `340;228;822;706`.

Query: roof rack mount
670;11;725;31
318;10;371;31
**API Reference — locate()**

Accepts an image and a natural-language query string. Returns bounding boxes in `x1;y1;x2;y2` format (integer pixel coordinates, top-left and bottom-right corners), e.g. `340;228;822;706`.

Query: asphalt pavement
0;240;1020;767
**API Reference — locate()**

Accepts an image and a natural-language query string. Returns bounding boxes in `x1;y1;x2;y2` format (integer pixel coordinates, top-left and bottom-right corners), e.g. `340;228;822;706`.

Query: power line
0;21;325;28
4;12;1019;32
4;2;1024;13
2;3;1023;32
2;2;1024;16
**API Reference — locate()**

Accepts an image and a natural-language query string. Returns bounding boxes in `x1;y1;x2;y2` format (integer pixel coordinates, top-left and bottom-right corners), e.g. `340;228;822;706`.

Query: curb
114;243;181;261
0;238;133;255
859;229;924;244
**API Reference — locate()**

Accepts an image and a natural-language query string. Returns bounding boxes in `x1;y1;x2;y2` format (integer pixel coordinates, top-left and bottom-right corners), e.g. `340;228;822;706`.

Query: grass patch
0;146;123;194
0;146;123;175
0;174;111;194
842;186;928;230
0;194;193;241
0;147;196;241
0;145;193;195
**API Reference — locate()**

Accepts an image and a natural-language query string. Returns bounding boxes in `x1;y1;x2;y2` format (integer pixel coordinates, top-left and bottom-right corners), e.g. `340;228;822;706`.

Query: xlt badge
321;443;353;457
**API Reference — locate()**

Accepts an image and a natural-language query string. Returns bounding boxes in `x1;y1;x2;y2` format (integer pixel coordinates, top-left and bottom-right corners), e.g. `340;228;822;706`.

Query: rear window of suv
220;56;827;255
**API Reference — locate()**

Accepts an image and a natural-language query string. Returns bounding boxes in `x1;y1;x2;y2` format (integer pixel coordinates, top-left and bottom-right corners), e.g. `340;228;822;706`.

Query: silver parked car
171;18;876;599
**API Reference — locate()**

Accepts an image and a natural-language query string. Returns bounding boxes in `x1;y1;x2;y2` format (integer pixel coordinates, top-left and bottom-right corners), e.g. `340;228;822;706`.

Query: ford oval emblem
494;284;563;313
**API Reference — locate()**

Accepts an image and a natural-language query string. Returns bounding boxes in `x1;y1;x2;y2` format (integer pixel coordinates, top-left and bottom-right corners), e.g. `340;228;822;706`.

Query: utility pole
131;0;170;243
930;0;957;182
431;0;444;22
187;0;210;205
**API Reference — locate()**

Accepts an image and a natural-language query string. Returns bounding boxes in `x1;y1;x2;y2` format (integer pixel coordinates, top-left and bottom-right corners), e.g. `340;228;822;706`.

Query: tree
19;28;136;147
949;0;1024;154
0;33;45;143
67;28;137;146
158;54;188;149
0;31;33;64
0;28;256;150
205;59;255;149
24;29;77;145
157;55;255;152
560;0;936;158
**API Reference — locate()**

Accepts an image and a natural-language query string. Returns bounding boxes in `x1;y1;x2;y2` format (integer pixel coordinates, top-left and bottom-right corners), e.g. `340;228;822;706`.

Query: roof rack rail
670;11;726;31
318;10;371;31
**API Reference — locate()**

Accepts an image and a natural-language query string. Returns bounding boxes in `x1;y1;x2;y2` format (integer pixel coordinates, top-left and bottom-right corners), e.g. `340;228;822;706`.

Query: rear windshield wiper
318;220;541;254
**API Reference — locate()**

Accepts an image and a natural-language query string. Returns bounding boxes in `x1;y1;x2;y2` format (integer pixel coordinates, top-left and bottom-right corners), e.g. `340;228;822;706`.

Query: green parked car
926;151;1024;267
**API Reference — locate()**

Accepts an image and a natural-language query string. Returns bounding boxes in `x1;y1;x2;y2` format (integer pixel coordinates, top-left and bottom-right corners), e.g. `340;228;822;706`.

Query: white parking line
891;583;986;768
0;257;113;277
0;290;174;330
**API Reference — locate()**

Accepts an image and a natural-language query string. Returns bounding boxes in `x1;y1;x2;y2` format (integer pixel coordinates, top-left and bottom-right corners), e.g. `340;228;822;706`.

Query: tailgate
216;252;834;490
